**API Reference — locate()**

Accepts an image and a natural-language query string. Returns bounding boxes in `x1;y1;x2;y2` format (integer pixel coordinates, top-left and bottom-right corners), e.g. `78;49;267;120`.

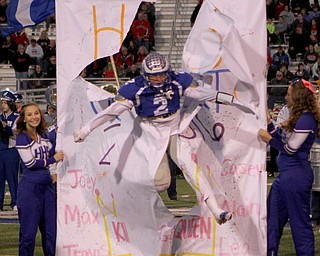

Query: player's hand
73;129;87;143
231;98;256;115
216;92;255;115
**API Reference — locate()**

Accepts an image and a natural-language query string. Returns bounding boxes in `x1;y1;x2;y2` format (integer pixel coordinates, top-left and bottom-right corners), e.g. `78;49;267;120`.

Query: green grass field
0;176;319;255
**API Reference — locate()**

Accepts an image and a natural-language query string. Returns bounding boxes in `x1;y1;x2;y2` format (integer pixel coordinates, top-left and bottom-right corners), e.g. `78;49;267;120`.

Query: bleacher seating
0;64;16;90
154;0;197;70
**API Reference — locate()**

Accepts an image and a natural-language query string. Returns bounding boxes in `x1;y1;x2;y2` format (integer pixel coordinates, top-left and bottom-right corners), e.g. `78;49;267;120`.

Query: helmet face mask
142;53;170;87
146;73;169;87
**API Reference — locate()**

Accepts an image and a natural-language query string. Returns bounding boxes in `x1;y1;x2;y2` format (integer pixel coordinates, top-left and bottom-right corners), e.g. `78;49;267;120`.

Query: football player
74;52;254;224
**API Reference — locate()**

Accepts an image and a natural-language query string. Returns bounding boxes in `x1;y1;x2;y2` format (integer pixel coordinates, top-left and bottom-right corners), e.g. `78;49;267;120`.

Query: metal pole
110;55;121;89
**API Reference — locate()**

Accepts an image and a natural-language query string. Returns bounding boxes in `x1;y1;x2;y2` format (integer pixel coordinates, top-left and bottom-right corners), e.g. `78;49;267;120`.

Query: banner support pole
110;55;120;89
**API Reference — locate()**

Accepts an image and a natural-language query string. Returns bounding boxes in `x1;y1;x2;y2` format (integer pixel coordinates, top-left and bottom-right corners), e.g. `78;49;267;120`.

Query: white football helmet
141;52;171;87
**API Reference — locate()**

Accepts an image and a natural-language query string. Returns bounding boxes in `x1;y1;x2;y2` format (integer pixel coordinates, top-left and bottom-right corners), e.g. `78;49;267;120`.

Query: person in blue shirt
0;90;20;211
74;52;254;225
15;103;64;256
258;79;320;256
272;45;290;70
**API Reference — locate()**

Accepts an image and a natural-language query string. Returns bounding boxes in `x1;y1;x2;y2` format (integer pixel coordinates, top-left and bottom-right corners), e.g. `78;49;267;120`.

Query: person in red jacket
131;12;153;52
114;45;134;77
11;30;29;46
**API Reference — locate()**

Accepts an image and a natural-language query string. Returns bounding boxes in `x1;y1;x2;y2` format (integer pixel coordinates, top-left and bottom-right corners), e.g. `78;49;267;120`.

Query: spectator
303;44;319;73
291;0;311;13
258;79;320;256
125;64;140;79
15;102;64;256
280;5;295;30
25;39;44;65
268;70;288;110
288;26;310;61
131;12;153;51
37;30;50;53
267;0;276;20
294;62;310;80
312;55;320;80
0;35;17;64
291;13;310;35
126;39;136;55
135;45;149;66
301;7;310;22
11;44;32;90
0;91;20;212
12;30;30;46
139;1;156;31
45;14;55;31
0;0;7;24
313;63;320;82
46;54;56;78
43;39;56;61
28;64;48;90
274;0;285;20
267;63;278;82
274;16;288;44
272;45;290;69
308;19;319;43
279;63;294;81
103;60;115;79
267;18;278;44
114;46;134;77
308;4;320;21
85;59;104;78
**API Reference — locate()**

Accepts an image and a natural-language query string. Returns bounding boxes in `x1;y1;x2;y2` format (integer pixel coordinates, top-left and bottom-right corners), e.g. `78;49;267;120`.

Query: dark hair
1;100;17;113
15;103;47;136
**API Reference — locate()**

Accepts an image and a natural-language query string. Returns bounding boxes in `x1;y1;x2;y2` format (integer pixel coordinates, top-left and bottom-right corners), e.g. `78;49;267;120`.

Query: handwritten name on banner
56;0;267;255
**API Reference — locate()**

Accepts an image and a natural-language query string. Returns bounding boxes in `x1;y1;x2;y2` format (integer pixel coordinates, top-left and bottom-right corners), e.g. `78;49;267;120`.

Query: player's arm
74;97;133;143
184;80;255;114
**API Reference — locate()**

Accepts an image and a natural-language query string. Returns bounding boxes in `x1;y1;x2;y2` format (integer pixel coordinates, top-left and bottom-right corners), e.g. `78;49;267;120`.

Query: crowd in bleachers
83;1;156;79
1;0;318;92
0;1;156;86
266;0;320;110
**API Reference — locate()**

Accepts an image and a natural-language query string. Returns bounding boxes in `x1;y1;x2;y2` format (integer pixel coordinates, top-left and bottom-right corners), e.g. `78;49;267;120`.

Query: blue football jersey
118;71;193;117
